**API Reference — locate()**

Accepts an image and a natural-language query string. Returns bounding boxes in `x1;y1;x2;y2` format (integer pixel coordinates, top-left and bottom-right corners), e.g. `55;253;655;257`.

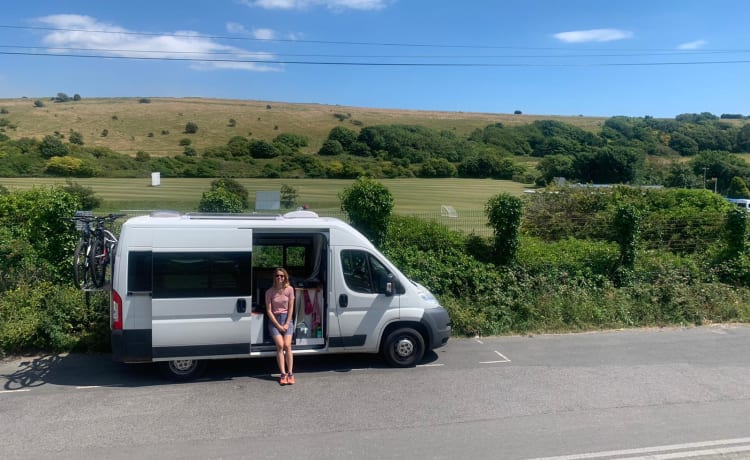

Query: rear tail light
112;289;123;330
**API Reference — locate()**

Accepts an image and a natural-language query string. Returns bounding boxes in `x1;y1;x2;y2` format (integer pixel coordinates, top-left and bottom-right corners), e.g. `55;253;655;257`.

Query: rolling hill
0;96;608;157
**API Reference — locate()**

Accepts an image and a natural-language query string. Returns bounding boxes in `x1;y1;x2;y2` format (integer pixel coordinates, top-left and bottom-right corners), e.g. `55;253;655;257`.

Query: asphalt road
1;325;750;460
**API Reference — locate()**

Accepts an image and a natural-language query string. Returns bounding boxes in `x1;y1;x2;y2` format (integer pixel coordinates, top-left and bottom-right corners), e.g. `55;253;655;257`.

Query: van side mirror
384;274;395;297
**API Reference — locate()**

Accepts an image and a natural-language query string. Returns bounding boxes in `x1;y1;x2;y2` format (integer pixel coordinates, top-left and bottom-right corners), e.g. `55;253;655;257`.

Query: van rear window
127;251;252;298
128;251;152;292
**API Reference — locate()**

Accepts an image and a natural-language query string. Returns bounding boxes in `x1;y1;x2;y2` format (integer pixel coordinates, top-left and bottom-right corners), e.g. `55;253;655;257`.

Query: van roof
123;210;339;228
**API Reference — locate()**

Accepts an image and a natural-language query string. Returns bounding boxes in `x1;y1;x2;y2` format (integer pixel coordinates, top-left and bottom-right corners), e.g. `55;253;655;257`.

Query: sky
1;0;750;118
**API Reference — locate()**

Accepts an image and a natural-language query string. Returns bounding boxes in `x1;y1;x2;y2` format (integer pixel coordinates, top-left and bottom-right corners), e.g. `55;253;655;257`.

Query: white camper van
727;198;750;211
110;210;451;380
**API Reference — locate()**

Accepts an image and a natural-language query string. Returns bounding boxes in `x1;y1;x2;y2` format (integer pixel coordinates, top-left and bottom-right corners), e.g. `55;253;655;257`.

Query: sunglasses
275;274;286;278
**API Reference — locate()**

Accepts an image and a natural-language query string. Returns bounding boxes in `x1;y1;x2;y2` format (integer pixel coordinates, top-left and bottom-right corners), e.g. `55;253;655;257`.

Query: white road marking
480;350;511;364
0;389;31;394
528;436;750;460
75;386;102;390
474;337;484;344
417;363;444;368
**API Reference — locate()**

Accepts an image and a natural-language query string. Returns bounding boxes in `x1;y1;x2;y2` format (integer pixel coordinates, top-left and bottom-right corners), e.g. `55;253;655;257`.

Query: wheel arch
379;320;430;353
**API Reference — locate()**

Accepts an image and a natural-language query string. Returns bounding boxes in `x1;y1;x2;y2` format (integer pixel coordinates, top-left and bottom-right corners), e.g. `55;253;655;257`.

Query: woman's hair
274;267;290;288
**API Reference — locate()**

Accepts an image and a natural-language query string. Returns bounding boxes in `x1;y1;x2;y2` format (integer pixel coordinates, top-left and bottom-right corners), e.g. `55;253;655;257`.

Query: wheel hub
171;360;195;373
395;338;414;357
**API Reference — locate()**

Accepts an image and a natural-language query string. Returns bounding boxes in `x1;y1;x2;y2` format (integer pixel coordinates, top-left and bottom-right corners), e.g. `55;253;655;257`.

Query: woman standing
266;267;295;385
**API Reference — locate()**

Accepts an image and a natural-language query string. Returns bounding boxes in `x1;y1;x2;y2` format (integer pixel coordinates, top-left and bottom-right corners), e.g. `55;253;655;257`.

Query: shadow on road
1;350;439;390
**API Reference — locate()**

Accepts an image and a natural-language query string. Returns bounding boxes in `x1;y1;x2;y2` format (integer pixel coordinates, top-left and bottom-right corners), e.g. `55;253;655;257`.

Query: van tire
382;327;425;367
159;359;207;381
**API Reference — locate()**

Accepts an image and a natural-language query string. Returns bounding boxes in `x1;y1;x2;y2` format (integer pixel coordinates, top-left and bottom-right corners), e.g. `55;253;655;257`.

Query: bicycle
70;213;125;289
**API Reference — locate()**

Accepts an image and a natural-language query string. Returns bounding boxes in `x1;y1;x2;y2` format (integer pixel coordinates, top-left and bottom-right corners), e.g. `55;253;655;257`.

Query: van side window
152;252;252;299
128;251;153;292
341;250;390;294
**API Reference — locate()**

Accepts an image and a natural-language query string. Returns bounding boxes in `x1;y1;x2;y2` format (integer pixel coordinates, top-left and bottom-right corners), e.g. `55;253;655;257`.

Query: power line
1;44;748;59
3;49;750;67
0;23;746;53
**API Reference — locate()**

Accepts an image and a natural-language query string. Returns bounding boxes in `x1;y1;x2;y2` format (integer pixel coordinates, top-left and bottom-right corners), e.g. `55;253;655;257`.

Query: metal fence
318;208;726;253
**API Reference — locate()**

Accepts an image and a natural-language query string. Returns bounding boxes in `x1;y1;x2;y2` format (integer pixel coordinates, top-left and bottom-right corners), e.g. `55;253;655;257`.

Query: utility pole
703;167;708;189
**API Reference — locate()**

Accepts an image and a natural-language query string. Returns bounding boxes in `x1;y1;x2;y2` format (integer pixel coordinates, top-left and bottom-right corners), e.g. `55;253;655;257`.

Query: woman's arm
284;287;295;328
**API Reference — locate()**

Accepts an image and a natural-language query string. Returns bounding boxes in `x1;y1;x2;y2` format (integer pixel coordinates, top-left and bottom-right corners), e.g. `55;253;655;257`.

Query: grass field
0;177;524;215
0;97;609;157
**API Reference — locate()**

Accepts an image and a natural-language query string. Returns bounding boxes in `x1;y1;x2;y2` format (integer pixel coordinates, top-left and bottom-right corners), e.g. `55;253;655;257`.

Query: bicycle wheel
73;240;90;289
89;236;107;288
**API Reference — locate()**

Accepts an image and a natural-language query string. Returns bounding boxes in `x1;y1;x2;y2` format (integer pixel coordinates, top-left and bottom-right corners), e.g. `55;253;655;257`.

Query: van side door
151;227;253;359
331;247;400;351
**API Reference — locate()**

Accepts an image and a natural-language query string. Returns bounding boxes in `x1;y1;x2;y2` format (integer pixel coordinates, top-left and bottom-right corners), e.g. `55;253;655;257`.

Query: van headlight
414;281;439;305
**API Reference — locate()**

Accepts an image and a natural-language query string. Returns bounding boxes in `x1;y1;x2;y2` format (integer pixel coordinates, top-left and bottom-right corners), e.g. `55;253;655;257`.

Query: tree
727;176;750;199
537;154;574;182
184;122;199;134
669;132;700;156
249;139;279;159
69;131;84;145
198;187;243;213
273;133;308;150
485;193;523;265
210;178;249;209
227;136;251;158
39;135;68;158
280;184;298;209
665;162;701;188
339;177;394;247
318;139;344;156
33;100;45;108
327;126;358;150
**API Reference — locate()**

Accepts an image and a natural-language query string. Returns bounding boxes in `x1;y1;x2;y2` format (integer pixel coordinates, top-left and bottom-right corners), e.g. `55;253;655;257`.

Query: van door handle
338;294;348;308
236;299;247;313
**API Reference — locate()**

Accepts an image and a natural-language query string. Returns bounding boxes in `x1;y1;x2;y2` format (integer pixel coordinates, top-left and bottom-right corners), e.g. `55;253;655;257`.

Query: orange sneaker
287;374;295;385
279;374;288;385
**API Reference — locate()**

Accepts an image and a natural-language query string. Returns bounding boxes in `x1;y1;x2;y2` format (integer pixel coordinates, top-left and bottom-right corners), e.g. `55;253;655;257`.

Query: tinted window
128;251;153;292
152;252;252;298
341;249;391;294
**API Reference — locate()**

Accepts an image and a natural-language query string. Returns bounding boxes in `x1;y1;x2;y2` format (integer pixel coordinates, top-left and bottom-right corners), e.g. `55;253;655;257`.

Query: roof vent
283;210;319;219
150;210;181;218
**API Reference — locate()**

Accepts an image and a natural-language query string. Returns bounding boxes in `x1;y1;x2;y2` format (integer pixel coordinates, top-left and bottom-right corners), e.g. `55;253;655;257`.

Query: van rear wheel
382;327;425;368
159;359;207;382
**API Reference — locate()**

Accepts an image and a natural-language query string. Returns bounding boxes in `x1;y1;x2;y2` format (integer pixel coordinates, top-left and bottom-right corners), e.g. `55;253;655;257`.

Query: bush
485;193;523;265
210;178;249;209
184;122;198;134
198;187;243;213
45;156;94;177
68;131;84;145
339;177;394;247
39;135;69;158
61;180;101;210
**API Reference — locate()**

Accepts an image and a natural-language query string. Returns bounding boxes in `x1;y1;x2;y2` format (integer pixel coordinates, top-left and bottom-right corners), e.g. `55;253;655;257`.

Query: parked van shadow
1;350;439;389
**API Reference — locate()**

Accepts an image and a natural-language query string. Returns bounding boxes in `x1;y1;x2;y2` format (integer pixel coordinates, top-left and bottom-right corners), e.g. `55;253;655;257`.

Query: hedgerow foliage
0;186;110;355
385;186;750;337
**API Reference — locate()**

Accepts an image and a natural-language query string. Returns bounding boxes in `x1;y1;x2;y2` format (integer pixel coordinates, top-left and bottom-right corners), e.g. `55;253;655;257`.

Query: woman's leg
272;334;286;376
283;333;294;375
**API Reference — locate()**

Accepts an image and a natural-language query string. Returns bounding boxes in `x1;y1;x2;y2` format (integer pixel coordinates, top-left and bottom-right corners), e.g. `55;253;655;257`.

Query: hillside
0;97;608;157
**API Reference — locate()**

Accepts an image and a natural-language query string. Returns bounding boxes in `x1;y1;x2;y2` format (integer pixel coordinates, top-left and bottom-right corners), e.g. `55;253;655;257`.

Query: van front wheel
159;359;207;381
382;327;425;367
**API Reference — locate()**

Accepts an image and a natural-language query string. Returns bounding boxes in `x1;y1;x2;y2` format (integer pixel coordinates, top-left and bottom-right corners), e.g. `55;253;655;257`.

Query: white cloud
677;39;707;50
253;28;276;40
553;28;633;43
36;14;280;72
240;0;388;10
